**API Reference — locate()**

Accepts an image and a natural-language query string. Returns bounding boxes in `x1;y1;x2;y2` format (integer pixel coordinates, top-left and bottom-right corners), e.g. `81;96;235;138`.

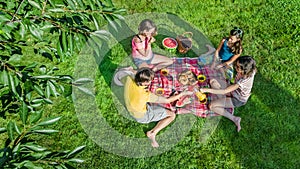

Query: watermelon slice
162;37;178;50
176;96;191;108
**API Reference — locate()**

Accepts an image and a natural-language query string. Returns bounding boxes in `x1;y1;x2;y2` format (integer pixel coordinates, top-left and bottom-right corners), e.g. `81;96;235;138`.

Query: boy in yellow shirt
123;68;193;148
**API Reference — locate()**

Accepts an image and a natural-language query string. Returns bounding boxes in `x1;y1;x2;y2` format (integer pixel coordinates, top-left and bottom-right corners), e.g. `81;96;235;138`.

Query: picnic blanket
149;57;234;117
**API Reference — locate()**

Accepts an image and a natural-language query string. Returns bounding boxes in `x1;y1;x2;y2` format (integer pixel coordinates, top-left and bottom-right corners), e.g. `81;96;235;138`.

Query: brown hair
234;56;257;78
229;27;243;55
134;67;155;86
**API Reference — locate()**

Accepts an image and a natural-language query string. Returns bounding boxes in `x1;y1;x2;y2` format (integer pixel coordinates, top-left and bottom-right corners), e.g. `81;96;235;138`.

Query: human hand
199;88;209;93
210;62;216;69
216;63;225;69
182;89;193;96
150;37;156;43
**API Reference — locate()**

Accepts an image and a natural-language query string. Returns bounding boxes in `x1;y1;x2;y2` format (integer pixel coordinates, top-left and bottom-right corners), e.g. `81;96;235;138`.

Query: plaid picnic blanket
149;57;234;117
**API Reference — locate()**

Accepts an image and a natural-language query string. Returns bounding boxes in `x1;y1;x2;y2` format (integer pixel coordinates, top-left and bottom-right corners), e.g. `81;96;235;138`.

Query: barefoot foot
146;131;159;148
234;117;241;132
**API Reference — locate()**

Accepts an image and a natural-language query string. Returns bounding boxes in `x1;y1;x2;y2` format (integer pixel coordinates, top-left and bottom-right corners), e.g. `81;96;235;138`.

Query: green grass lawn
1;0;299;168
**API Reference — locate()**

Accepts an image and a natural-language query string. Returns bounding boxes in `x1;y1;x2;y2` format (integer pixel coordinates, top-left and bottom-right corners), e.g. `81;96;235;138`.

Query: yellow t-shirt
124;76;150;118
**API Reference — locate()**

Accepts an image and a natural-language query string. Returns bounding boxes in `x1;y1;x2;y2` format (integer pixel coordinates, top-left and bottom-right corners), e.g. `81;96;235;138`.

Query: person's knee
168;58;174;65
208;103;215;111
166;110;176;120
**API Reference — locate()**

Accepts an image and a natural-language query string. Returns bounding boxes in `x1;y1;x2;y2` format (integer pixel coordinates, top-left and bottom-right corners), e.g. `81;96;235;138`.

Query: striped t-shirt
231;71;256;102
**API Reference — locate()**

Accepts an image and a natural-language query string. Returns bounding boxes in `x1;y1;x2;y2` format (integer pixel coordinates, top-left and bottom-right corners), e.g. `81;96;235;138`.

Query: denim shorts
231;97;246;107
133;52;154;67
134;104;168;124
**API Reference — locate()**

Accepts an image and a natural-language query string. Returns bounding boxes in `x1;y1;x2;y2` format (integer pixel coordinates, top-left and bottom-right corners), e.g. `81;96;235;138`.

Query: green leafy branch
0;0;126;62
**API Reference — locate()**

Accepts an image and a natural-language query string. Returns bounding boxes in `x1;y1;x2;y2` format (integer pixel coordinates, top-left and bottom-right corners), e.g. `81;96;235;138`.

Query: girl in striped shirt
200;56;257;132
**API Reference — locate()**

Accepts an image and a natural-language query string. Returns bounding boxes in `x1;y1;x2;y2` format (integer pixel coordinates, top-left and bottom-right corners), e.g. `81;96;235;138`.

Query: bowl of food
162;37;178;53
160;68;169;76
155;88;165;96
197;74;206;83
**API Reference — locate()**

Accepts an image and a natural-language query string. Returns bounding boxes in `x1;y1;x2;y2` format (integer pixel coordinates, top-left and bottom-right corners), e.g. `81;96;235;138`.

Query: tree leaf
76;86;94;97
48;81;59;97
48;8;65;13
33;84;45;96
30;151;52;160
104;14;117;32
24;160;43;169
24;62;38;71
111;13;125;21
56;40;64;61
12;142;21;154
13;121;21;134
68;32;73;54
39;65;47;74
0;14;10;22
67;158;85;163
66;0;76;10
7;121;14;141
0;69;9;85
8;73;17;96
92;14;99;30
61;31;67;53
32;75;55;79
58;75;73;81
66;145;86;159
29;25;43;41
31;129;59;134
0;128;7;134
28;0;42;10
30;103;43;108
103;0;113;7
19;101;28;125
31;98;44;104
87;37;101;57
45;84;51;98
74;78;93;84
43;98;53;104
92;30;111;41
36;117;61;126
23;143;47;152
30;110;43;124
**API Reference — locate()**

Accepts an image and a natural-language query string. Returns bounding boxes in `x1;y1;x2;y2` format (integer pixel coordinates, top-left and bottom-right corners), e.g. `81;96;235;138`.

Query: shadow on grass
222;72;300;168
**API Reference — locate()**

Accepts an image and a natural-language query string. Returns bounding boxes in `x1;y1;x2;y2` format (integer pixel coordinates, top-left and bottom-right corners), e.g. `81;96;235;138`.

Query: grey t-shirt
232;71;256;102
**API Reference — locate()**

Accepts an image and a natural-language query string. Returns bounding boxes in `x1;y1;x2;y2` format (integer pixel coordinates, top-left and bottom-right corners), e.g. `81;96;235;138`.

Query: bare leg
138;62;154;69
146;110;176;147
209;97;241;132
151;54;174;72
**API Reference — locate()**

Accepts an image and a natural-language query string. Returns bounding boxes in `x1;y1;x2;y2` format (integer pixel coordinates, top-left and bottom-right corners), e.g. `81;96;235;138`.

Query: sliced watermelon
163;37;178;49
176;96;191;107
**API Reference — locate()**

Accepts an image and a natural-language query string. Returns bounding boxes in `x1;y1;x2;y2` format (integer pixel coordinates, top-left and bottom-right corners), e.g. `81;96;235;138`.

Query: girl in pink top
200;56;257;132
132;19;173;72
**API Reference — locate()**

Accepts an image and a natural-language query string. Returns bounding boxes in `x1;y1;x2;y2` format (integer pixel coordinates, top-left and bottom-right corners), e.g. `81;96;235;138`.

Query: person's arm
211;39;225;68
213;39;225;63
134;36;152;57
200;83;239;95
149;90;193;104
224;47;242;66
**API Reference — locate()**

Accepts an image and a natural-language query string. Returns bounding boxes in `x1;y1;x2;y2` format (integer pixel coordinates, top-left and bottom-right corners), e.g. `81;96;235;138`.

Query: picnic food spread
148;57;234;117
